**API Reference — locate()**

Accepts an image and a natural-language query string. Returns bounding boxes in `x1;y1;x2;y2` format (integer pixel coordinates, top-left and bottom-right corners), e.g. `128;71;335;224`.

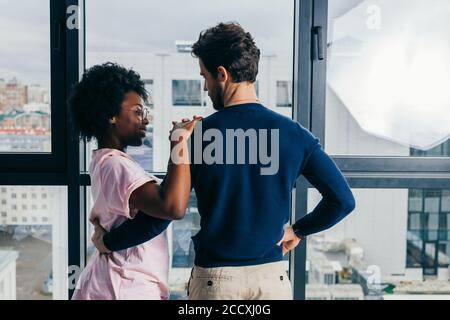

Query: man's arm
94;211;171;252
292;145;356;237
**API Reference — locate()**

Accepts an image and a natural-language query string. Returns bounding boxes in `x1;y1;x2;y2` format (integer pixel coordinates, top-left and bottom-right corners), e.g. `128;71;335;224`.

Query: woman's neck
97;136;125;152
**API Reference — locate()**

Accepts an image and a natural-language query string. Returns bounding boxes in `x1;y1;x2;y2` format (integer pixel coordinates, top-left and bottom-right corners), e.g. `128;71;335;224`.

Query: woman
68;62;200;300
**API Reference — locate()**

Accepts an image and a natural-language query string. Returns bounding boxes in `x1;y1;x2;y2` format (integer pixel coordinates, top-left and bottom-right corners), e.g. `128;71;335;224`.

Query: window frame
294;0;450;299
0;0;68;174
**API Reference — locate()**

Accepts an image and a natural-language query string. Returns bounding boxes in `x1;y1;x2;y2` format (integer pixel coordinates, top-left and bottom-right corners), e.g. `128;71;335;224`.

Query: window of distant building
172;80;202;106
143;79;154;109
407;189;450;268
276;81;292;107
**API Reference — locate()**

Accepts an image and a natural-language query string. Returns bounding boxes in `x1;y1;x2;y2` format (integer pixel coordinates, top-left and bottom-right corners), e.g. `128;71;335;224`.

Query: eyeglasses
130;106;150;121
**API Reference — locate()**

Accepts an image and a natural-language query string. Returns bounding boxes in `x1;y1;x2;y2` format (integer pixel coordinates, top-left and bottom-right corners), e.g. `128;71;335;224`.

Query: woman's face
111;91;149;147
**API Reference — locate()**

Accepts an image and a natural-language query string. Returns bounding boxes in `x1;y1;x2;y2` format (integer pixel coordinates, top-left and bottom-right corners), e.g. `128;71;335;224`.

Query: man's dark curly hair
68;62;148;142
192;22;260;83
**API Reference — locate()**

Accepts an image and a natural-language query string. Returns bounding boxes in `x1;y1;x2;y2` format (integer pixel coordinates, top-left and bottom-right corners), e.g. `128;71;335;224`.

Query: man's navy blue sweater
103;103;356;268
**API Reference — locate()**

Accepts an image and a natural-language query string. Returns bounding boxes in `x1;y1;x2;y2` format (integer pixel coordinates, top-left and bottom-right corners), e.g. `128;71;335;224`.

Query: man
91;22;356;300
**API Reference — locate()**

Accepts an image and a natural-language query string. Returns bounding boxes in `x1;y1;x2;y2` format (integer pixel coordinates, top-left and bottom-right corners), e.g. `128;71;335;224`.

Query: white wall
0;250;18;300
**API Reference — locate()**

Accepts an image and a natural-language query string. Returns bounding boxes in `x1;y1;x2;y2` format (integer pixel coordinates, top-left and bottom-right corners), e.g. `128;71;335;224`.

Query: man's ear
109;117;117;125
217;66;229;83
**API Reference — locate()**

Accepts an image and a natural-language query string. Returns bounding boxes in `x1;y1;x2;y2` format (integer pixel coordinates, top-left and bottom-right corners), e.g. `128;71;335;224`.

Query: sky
85;0;294;54
1;0;448;149
0;0;295;85
0;0;50;85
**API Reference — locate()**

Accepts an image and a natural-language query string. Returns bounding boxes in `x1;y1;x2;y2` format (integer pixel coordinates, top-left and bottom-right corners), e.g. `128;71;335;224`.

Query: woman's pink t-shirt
72;148;170;300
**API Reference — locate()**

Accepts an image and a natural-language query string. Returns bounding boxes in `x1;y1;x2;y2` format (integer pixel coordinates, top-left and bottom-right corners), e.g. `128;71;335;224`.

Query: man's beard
211;82;225;111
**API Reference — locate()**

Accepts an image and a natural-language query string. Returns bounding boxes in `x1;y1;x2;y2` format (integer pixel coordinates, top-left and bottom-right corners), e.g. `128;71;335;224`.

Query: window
325;0;450;157
0;161;110;306
172;80;202;106
143;79;154;109
276;81;292;107
407;189;450;266
306;188;450;300
302;0;450;300
408;213;421;231
0;1;51;154
86;0;295;300
1;200;6;205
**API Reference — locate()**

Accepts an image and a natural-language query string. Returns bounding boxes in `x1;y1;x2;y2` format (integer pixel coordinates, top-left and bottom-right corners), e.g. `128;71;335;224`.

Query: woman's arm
129;117;200;220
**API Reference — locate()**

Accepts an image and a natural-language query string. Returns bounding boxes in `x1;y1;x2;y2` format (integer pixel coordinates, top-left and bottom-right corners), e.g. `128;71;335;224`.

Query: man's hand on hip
277;226;302;255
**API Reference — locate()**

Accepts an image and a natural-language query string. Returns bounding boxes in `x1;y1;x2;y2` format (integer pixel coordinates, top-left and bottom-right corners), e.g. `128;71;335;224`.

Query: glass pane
306;188;450;300
406;241;422;268
438;242;450;265
442;190;450;211
86;0;294;300
427;214;439;230
408;189;422;212
0;0;51;153
424;190;440;213
86;0;294;172
0;186;67;300
326;0;450;157
408;213;421;231
168;191;199;300
423;242;438;276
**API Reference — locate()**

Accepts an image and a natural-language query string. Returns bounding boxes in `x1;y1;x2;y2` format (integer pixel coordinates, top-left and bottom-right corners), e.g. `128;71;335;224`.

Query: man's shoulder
201;104;299;125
